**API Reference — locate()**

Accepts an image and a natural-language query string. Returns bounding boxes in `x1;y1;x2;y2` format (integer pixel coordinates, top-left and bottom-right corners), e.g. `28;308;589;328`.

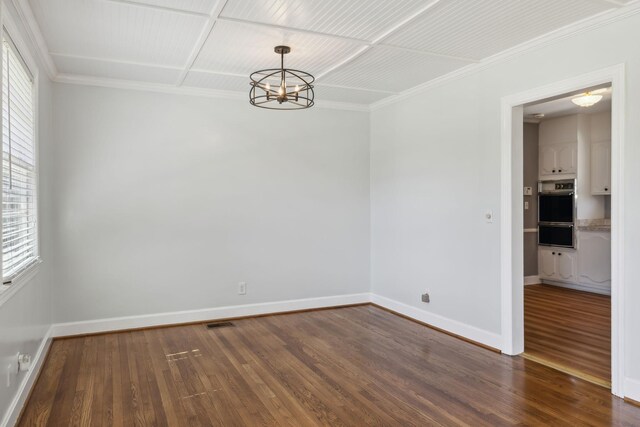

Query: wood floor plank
524;284;611;386
19;305;640;426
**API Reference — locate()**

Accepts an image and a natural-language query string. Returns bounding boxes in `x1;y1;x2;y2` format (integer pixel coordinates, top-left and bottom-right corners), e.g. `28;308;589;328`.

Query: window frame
0;4;42;306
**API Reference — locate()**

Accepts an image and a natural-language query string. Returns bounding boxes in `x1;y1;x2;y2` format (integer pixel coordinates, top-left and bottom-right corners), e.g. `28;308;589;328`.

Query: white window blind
2;33;37;282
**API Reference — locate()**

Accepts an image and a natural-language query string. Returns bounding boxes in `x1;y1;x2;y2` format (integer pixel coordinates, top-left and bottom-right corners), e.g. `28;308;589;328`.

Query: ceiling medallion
249;46;315;110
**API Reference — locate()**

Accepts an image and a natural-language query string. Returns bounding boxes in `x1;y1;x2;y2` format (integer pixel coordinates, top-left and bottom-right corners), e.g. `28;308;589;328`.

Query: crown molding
53;73;371;112
370;2;640;111
11;0;57;79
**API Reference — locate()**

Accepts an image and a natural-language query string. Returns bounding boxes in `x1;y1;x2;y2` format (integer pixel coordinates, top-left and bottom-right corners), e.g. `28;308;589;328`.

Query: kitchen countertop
577;218;611;232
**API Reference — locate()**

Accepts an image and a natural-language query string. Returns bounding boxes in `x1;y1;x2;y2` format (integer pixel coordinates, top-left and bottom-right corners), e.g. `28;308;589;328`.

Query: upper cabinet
590;113;612;196
539;143;577;177
591;140;611;195
539;116;578;179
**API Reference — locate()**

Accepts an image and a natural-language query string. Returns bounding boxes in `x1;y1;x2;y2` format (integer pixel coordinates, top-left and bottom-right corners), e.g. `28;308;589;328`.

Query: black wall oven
538;180;576;248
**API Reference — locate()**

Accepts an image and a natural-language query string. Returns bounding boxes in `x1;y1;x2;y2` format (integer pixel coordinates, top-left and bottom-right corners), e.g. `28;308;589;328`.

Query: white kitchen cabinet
591;140;611;195
539;247;556;278
538;142;577;179
578;231;611;290
538;247;577;283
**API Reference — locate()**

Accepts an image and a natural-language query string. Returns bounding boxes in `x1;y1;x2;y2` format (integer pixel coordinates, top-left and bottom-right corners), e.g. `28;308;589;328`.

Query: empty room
1;0;640;426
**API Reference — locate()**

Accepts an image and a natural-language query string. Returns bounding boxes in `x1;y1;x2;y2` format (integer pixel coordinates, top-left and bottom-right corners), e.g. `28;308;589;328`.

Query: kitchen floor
524;284;611;387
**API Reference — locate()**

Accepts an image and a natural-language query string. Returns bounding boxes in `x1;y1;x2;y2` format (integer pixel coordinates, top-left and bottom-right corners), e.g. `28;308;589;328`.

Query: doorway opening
500;65;625;397
521;87;612;387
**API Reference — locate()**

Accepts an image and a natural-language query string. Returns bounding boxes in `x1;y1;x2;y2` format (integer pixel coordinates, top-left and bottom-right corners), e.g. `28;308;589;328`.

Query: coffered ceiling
25;0;638;107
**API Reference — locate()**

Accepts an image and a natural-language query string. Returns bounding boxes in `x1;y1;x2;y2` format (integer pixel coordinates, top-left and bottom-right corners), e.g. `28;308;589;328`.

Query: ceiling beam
187;68;399;94
215;16;371;45
176;0;229;86
101;0;210;18
316;0;443;80
49;52;184;70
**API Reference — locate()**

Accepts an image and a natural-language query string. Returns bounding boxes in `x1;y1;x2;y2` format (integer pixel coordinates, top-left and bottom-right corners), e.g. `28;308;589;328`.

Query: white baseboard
1;326;53;427
370;294;501;350
51;293;371;337
540;279;611;295
524;275;540;286
625;378;640;403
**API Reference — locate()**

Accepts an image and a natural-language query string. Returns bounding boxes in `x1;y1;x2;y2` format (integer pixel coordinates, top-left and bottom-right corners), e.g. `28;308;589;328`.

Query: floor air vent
206;321;234;329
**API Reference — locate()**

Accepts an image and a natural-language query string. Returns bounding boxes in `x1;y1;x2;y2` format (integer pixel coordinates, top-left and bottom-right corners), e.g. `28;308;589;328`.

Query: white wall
51;84;370;323
370;10;640;390
0;1;54;424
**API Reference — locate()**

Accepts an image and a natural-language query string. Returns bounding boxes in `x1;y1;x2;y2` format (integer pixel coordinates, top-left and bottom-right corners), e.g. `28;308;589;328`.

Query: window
1;32;38;283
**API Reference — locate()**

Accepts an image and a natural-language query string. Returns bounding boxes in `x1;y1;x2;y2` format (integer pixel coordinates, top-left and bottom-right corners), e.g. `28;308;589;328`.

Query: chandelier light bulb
265;82;270;92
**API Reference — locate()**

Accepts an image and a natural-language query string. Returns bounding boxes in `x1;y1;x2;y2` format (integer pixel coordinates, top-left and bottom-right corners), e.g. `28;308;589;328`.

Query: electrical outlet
421;293;430;303
18;353;31;372
524;201;529;210
238;282;246;295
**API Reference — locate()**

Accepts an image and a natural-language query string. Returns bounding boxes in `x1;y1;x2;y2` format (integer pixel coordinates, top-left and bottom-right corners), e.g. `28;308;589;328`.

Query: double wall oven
538;179;576;248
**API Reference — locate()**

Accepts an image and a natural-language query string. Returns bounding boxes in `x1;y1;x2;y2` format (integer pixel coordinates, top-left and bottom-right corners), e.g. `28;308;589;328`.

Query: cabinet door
555;250;577;282
538;248;556;279
591;141;611;195
539;146;557;177
578;232;611;285
556;143;577;175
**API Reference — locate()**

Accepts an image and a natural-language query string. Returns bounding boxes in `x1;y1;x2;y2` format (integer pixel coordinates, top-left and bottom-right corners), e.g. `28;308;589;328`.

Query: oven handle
539;191;575;196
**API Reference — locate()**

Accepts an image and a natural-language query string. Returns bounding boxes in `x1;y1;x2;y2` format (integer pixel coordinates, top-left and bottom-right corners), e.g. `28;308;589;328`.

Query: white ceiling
26;0;638;107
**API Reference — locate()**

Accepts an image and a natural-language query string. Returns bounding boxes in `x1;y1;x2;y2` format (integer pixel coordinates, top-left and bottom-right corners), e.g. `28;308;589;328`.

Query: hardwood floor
20;305;639;426
524;284;611;387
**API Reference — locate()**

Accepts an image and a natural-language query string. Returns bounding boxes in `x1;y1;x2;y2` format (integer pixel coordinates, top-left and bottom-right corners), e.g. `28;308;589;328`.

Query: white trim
523;228;537;233
51;293;371;337
624;378;640;403
370;294;501;350
53;73;371;112
539;279;610;295
524;276;540;286
370;3;640;111
0;259;41;308
0;325;53;427
10;0;56;79
500;64;625;397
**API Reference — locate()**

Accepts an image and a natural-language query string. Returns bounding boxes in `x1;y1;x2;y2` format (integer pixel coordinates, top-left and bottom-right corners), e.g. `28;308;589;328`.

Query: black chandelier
249;46;314;110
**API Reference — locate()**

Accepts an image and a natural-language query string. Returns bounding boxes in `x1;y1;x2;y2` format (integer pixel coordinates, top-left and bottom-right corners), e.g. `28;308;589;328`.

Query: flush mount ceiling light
571;91;603;107
249;46;314;110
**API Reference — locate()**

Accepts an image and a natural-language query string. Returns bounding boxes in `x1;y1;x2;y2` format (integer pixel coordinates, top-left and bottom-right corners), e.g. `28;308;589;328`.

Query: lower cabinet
538;247;577;283
577;231;611;290
538;231;611;294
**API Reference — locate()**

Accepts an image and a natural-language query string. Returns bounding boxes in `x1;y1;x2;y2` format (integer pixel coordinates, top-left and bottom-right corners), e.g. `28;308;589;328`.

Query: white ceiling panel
313;85;392;104
321;46;470;93
27;0;632;105
192;19;367;76
219;0;429;42
382;0;614;60
121;0;217;14
29;0;208;66
53;55;182;84
183;70;249;92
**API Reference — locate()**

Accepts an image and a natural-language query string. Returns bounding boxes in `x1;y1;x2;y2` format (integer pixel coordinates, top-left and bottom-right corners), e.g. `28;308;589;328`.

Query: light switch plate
524;187;533;196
